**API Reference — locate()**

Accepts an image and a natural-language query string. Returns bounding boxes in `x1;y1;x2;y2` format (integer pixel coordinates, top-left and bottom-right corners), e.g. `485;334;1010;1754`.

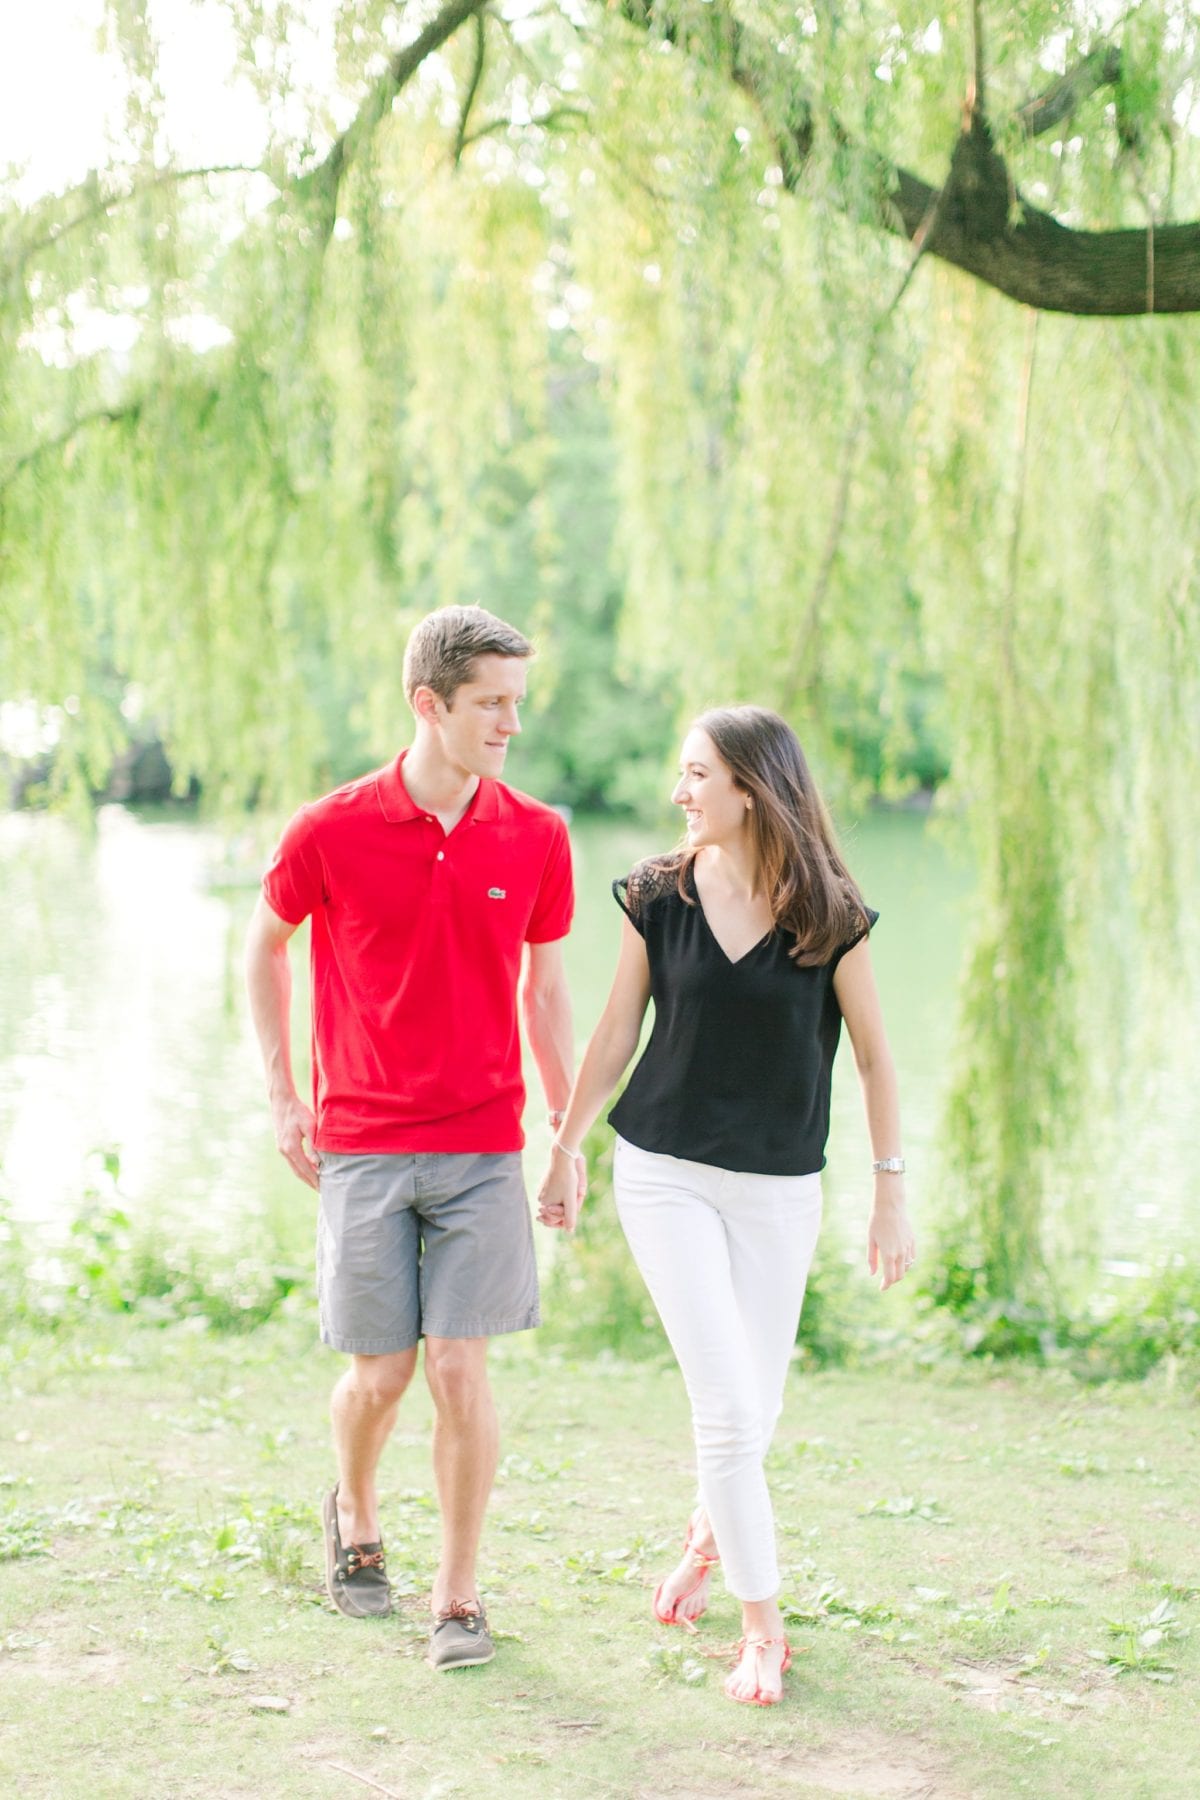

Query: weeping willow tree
2;0;1199;1311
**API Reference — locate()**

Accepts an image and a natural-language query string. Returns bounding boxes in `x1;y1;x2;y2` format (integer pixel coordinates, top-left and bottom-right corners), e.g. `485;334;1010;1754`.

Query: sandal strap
682;1516;720;1568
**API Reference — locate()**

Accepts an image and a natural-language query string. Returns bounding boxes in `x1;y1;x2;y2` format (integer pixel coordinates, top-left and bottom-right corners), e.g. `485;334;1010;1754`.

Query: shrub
0;1164;308;1336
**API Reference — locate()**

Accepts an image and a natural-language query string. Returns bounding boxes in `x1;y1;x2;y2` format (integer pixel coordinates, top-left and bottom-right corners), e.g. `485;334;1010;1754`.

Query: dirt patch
645;1730;962;1799
942;1664;1018;1714
1059;1522;1123;1564
781;1733;957;1799
3;1629;130;1689
943;1660;1121;1718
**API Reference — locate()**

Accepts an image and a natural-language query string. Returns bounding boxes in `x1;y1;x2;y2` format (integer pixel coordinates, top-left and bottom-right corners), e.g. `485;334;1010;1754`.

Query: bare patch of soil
782;1733;959;1799
643;1729;963;1799
943;1659;1121;1718
6;1627;130;1689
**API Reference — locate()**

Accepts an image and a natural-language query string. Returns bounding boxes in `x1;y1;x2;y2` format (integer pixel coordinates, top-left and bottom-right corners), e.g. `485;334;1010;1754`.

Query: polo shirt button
436;851;445;861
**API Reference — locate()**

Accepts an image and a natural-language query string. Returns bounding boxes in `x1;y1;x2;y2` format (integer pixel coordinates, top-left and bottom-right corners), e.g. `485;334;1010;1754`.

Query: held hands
536;1146;588;1232
272;1092;320;1190
867;1186;916;1292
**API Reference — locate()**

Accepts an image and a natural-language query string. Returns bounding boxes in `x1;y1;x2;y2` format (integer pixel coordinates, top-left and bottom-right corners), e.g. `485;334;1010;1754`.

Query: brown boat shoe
322;1485;392;1619
428;1599;495;1670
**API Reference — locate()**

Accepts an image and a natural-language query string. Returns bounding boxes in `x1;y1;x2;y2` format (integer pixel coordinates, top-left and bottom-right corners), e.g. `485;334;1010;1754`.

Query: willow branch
1005;308;1040;635
1014;44;1124;139
968;0;986;122
778;179;952;712
0;403;142;498
620;5;1200;314
3;165;270;281
8;0;488;286
458;104;590;152
454;13;488;167
296;0;491;206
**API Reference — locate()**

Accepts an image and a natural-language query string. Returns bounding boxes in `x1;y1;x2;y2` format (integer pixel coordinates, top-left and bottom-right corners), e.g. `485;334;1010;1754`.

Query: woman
537;706;915;1707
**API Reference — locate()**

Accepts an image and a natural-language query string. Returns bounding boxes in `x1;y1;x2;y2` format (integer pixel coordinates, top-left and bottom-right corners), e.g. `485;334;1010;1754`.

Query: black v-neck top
607;859;878;1176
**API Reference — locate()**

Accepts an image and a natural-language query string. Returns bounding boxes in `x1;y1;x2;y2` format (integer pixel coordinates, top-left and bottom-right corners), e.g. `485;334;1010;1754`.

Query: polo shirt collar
376;750;500;824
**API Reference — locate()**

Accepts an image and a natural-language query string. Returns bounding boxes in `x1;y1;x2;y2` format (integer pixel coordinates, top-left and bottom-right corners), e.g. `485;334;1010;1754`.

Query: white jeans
613;1136;822;1602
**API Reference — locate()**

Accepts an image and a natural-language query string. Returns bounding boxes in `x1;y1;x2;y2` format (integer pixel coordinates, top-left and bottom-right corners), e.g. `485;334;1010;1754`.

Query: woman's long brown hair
666;705;869;966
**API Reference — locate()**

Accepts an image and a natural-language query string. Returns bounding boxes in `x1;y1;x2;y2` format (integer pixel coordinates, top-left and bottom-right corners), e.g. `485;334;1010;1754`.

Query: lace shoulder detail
612;856;684;935
830;903;880;967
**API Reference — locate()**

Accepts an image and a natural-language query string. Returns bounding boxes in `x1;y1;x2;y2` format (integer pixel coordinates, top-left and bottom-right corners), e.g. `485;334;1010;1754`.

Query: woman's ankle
741;1595;783;1642
688;1506;718;1559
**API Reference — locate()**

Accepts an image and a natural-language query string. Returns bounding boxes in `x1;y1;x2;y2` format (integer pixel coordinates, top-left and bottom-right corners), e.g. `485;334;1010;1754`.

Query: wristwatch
548;1109;566;1130
871;1156;906;1173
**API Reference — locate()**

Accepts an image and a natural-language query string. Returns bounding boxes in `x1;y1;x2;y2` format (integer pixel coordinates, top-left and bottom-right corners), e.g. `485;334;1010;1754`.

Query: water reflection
0;808;287;1242
4;804;1188;1269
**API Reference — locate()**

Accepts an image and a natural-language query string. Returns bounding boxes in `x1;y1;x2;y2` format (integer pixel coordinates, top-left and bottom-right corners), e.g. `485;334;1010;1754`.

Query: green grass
1;1318;1198;1798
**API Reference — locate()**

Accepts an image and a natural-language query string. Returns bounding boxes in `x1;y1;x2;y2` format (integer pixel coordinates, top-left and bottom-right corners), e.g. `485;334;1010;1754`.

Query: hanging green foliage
1;0;1198;1308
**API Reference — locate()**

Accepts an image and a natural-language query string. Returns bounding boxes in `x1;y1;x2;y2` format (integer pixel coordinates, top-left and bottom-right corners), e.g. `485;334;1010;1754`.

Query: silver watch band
872;1156;906;1174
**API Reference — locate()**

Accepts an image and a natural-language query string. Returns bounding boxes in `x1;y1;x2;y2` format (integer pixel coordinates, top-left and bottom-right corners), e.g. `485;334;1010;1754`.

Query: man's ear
412;685;444;726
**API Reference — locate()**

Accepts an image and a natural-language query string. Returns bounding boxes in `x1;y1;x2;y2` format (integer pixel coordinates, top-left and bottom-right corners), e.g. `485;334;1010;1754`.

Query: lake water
0;802;1189;1272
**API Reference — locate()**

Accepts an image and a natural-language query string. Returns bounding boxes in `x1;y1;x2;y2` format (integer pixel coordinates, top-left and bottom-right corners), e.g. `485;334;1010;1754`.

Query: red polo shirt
262;752;574;1154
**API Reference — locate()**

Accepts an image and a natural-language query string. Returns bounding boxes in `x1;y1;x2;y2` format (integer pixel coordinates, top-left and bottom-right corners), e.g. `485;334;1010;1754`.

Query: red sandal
723;1633;792;1706
652;1513;720;1631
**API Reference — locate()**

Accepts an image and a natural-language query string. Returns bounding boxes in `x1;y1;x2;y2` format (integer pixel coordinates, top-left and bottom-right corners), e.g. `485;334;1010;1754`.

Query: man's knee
348;1348;417;1409
424;1337;489;1416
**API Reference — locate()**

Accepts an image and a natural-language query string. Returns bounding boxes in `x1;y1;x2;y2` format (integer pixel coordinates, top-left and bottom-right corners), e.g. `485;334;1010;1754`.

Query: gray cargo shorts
316;1151;540;1354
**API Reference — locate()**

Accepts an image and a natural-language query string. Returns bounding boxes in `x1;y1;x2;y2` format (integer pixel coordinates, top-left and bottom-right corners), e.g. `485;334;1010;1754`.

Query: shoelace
438;1600;482;1626
345;1546;386;1575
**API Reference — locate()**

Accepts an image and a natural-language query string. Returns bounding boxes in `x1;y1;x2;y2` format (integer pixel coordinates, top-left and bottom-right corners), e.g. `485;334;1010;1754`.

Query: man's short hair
402;606;534;708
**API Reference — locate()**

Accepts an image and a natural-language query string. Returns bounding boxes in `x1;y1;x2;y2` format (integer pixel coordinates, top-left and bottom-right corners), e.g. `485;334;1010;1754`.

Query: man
244;605;578;1671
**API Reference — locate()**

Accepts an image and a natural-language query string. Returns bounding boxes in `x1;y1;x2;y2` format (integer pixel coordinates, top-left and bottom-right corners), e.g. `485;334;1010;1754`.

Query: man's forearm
245;932;300;1103
245;908;319;1189
522;976;574;1115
